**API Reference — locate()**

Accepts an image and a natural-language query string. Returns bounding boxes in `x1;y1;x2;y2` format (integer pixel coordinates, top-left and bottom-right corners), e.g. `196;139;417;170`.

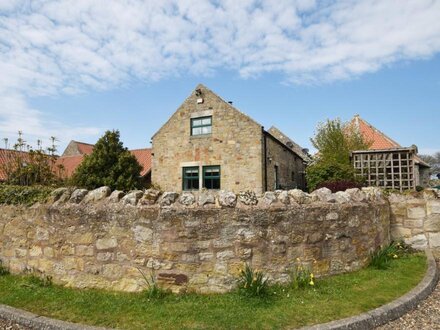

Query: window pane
192;127;202;135
201;118;211;125
183;167;199;190
190;179;199;190
201;126;211;134
203;166;220;189
192;119;202;126
204;179;212;189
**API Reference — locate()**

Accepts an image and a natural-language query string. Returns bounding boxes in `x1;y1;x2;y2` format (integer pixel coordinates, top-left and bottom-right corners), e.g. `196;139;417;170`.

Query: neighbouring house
151;84;308;193
0;148;30;182
351;115;430;191
56;141;152;186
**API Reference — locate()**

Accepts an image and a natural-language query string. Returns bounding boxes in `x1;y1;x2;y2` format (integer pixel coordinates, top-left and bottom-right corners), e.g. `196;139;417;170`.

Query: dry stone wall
0;187;390;294
389;189;440;257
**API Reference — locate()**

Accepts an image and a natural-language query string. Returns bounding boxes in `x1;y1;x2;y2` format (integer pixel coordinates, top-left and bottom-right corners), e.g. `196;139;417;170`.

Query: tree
70;130;142;191
306;118;371;191
310;118;371;164
419;152;440;177
1;132;63;186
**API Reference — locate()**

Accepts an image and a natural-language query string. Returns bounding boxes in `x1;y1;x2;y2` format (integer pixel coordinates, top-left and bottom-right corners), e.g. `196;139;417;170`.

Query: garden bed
0;253;427;330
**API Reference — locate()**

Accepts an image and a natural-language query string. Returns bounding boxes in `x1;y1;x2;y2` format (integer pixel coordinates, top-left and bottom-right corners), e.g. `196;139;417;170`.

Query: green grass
0;254;427;330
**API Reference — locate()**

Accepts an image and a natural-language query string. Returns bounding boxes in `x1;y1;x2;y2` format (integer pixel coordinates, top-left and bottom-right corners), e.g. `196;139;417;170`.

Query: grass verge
0;253;427;330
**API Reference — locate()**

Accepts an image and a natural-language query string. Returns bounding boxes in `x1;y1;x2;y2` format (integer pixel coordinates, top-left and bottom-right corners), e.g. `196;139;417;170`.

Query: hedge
0;184;54;206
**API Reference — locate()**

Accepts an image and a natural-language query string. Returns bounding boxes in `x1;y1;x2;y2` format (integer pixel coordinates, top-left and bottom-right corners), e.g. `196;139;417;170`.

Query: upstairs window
183;167;199;190
191;116;212;136
203;166;221;189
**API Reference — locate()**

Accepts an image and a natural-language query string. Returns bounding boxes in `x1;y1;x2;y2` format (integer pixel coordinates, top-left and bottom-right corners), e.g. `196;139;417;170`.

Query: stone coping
47;186;392;208
0;251;437;330
299;249;439;330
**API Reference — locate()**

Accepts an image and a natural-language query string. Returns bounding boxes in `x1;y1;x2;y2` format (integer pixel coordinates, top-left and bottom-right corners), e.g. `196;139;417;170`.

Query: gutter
262;127;268;192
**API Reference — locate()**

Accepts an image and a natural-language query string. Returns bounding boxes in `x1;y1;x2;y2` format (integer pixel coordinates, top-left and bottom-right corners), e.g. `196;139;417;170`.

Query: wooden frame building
352;147;417;191
351;115;431;190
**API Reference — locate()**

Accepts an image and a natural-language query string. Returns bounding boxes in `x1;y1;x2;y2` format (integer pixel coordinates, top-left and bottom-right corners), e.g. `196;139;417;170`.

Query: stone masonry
151;84;307;193
389;189;440;257
265;133;306;190
0;187;389;294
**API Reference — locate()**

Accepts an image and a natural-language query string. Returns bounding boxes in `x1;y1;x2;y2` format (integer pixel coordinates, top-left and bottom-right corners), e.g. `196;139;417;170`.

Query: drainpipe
262;127;268;192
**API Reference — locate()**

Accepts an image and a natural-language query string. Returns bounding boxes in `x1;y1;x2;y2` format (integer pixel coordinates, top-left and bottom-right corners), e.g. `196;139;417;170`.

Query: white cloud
0;92;100;150
1;0;440;146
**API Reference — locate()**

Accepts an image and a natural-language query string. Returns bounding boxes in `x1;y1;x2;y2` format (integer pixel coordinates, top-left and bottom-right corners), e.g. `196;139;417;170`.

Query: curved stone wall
0;187;390;293
389;189;440;258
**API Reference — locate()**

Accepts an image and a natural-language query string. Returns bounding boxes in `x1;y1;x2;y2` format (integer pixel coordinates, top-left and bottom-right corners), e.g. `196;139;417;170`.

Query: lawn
0;253;427;330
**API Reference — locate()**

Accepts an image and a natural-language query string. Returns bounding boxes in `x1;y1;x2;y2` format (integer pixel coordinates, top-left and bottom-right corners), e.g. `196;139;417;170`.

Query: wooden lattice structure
351;147;418;191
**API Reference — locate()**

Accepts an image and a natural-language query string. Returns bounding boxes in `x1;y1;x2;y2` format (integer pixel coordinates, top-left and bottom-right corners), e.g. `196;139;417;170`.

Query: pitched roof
267;126;310;162
76;141;94;155
152;84;309;162
351;115;429;167
130;149;152;176
55;155;85;178
61;140;95;156
0;148;30;181
56;144;152;178
151;83;263;140
351;115;400;150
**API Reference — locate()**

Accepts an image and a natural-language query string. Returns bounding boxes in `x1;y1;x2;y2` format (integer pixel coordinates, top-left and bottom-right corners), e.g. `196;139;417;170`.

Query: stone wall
0;187;390;294
389;189;440;257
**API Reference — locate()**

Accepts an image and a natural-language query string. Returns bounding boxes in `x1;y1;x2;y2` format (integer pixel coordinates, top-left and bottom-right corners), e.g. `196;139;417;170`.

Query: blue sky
1;0;439;155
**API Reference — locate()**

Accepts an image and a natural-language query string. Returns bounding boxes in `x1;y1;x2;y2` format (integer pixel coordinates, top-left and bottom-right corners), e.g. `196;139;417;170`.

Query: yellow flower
309;279;315;286
310;273;314;279
393;254;398;259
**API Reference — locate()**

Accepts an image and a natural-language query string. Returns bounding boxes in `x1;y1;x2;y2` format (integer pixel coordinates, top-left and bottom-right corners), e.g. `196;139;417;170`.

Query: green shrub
70;130;142;191
316;180;363;193
237;264;269;297
0;260;9;276
290;259;315;289
307;118;371;192
0;184;53;206
369;242;400;269
306;160;362;192
138;268;169;299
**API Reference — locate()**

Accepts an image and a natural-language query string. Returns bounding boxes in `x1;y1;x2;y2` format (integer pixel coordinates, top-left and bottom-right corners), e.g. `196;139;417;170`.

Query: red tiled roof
129;148;152;176
352;115;400;150
55;146;152;178
55;155;85;179
0;148;30;181
351;115;430;168
76;142;94;155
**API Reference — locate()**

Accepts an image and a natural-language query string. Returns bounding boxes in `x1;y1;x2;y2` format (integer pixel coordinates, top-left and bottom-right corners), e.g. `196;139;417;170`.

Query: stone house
351;115;430;190
151;84;308;193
